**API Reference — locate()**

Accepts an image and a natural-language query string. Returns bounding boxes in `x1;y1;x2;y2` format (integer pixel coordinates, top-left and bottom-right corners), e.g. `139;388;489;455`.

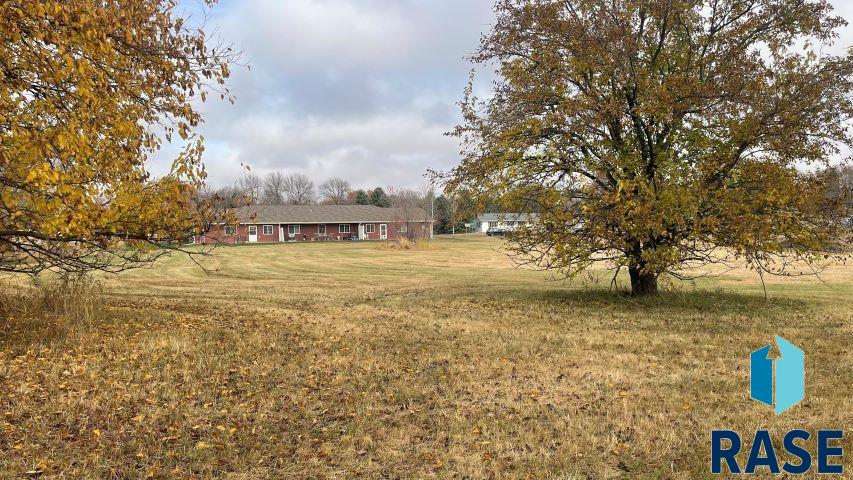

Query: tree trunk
628;265;658;296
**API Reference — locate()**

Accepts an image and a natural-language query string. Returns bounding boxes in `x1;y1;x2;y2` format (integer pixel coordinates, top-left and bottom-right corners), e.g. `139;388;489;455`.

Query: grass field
1;235;851;478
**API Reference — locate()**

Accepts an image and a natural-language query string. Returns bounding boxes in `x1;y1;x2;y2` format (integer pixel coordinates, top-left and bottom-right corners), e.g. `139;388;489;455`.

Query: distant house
196;204;432;244
474;213;538;233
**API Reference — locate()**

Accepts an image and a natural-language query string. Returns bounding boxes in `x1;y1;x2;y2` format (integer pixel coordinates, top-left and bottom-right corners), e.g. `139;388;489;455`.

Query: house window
339;224;351;233
318;224;326;235
288;225;301;236
365;224;375;234
262;225;273;235
399;223;407;233
223;225;237;236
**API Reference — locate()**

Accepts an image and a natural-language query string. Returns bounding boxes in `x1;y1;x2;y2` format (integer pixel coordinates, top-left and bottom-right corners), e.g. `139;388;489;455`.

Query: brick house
196;204;432;244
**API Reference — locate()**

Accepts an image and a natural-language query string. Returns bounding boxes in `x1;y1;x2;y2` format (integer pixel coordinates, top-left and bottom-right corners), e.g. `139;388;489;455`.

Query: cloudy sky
152;0;853;190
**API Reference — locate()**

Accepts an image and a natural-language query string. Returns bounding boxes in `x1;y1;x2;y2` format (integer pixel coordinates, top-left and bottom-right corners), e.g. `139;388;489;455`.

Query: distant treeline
199;163;853;234
199;172;471;233
202;172;389;207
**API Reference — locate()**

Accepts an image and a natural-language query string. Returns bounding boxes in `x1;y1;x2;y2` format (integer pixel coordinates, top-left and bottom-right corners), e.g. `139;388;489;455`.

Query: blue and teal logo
711;336;845;475
750;336;805;415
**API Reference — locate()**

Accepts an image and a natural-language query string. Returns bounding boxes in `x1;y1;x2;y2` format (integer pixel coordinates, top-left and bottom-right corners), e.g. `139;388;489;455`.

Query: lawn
1;235;851;478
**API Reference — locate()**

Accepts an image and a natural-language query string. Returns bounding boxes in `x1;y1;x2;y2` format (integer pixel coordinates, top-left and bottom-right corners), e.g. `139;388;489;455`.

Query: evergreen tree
355;189;370;205
369;187;391;207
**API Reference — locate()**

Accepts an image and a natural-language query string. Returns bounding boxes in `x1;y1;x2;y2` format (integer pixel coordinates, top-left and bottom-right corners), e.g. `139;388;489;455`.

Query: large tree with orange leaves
446;0;852;295
0;0;237;275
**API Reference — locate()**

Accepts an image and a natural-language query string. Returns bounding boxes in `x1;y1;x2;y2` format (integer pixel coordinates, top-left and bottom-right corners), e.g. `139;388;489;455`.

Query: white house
474;213;538;232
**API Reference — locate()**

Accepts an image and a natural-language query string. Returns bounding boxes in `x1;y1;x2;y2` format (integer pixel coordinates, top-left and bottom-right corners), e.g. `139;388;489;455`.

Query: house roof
234;204;430;224
476;212;539;222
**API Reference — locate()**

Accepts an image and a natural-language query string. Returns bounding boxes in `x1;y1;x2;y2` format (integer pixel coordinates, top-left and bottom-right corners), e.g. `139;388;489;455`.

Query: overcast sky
151;0;853;190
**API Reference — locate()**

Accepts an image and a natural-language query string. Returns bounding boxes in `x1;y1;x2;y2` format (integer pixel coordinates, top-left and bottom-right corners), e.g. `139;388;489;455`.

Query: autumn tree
821;164;853;220
387;187;432;239
319;177;352;204
445;0;852;295
282;173;315;205
262;172;286;204
0;1;237;275
238;172;262;204
199;185;247;211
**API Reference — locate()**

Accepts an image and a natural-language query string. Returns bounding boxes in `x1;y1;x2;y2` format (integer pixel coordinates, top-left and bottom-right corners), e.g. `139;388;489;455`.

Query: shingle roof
476;212;539;222
234;204;430;224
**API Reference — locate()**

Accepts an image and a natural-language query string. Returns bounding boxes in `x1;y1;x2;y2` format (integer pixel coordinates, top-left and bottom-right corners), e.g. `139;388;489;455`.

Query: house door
248;225;258;242
379;224;387;240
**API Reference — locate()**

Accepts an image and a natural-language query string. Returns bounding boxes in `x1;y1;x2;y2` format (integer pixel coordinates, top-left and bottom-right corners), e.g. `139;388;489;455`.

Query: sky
150;0;853;190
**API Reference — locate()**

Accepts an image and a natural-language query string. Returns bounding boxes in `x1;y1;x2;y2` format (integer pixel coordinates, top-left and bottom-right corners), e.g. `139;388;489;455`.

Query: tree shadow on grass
546;287;802;312
385;284;818;338
429;283;811;319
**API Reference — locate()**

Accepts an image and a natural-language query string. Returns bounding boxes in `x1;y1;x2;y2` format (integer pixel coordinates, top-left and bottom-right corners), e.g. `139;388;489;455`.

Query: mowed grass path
1;236;851;478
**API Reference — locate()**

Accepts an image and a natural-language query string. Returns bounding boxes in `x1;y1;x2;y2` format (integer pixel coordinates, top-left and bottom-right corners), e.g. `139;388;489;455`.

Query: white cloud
146;0;496;189
200;113;457;189
149;0;852;189
215;0;416;72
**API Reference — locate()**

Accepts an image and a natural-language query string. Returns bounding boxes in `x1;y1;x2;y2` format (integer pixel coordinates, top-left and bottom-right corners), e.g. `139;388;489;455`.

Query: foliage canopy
446;0;853;295
0;0;236;275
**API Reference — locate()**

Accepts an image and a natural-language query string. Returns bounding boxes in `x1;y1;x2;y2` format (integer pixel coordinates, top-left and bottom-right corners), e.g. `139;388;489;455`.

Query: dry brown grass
0;276;105;348
1;235;851;478
374;237;431;251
